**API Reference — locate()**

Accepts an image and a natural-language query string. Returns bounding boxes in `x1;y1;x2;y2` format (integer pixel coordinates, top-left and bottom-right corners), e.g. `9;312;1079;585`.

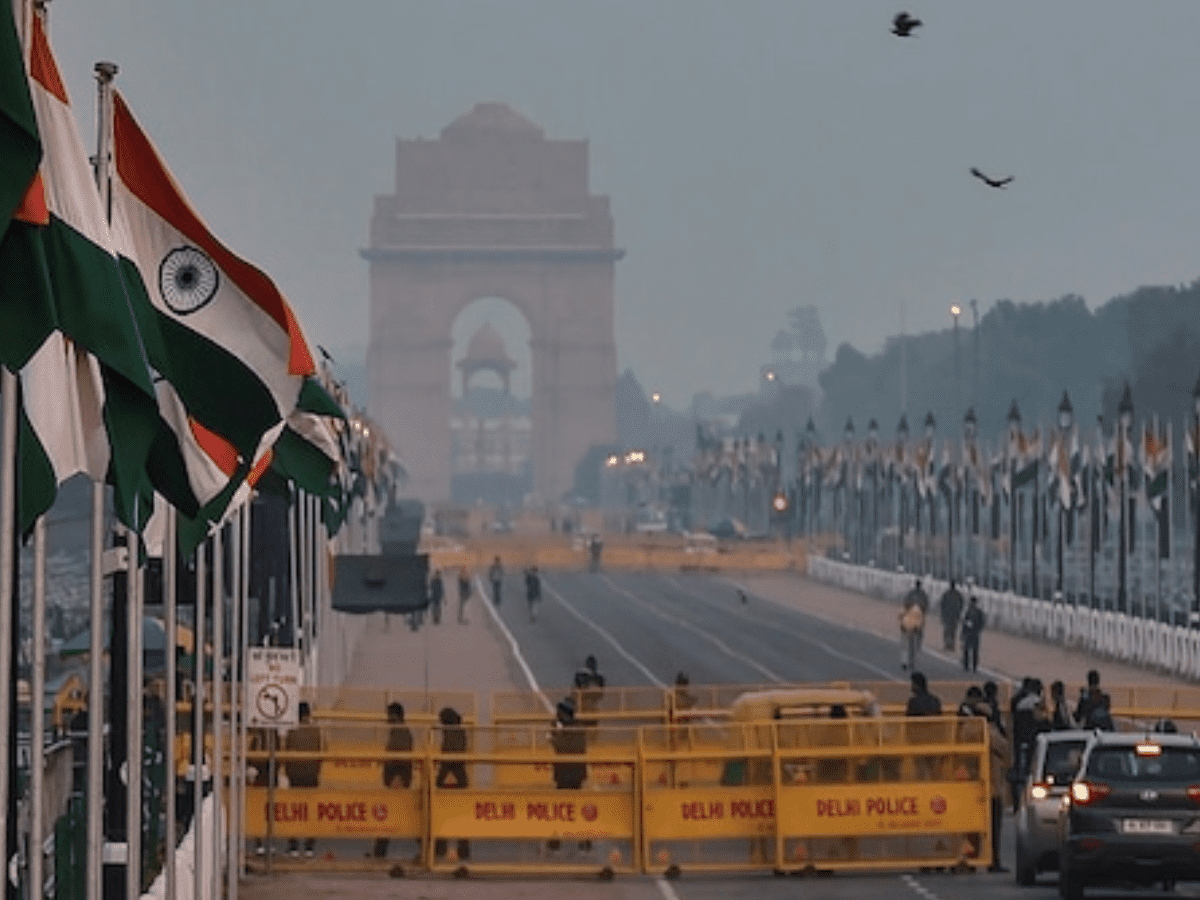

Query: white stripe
656;876;683;900
21;333;108;484
476;575;552;714
600;575;784;683
672;577;902;682
542;578;666;688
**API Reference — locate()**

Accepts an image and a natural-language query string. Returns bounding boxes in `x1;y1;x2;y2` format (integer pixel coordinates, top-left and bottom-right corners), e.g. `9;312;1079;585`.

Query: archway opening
449;298;533;506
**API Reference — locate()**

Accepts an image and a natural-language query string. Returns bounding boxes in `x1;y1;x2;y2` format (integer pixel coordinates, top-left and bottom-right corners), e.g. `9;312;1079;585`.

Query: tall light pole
897;415;910;571
805;417;817;541
969;299;980;413
844;418;855;561
1008;399;1022;591
1056;391;1074;602
951;304;962;423
1191;373;1200;626
924;412;936;575
867;418;879;565
964;407;977;585
1117;382;1134;613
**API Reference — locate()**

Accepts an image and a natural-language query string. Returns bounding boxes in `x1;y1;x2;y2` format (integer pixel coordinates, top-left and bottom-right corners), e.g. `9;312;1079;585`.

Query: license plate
1123;819;1173;834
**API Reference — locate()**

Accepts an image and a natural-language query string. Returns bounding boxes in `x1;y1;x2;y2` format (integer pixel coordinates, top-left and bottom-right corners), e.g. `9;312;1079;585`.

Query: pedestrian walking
899;599;925;671
429;569;444;625
939;580;964;651
488;556;504;606
960;595;985;672
524;565;542;622
456;567;472;624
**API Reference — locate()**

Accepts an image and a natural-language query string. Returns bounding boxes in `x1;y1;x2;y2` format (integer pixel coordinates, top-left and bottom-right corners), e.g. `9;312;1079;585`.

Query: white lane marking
656;876;683;900
476;575;553;714
901;873;942;900
600;575;785;683
725;577;1009;682
542;578;667;688
667;576;902;682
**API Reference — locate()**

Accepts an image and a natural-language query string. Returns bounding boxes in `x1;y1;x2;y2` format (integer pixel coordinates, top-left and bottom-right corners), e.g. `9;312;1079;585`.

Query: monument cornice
361;245;625;264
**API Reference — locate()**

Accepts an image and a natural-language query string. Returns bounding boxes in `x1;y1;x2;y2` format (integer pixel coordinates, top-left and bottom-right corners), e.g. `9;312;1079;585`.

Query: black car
1060;731;1200;900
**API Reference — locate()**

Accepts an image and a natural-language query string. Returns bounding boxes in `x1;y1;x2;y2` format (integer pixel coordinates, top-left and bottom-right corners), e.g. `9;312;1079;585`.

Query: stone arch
363;103;623;501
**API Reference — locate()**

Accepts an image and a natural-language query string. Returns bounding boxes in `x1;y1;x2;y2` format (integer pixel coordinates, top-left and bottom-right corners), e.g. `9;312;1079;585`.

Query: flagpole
125;516;144;900
29;515;45;898
0;368;15;900
193;539;206;900
86;479;104;900
211;523;223;900
164;505;177;900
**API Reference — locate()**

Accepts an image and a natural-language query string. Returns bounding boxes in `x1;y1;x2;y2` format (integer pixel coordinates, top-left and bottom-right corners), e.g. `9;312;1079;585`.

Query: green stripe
272;425;335;496
297;377;345;419
17;402;57;535
0;1;40;237
0;222;56;369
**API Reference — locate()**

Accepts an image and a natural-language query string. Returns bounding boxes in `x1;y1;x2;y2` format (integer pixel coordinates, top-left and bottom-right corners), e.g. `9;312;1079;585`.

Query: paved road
246;571;1197;900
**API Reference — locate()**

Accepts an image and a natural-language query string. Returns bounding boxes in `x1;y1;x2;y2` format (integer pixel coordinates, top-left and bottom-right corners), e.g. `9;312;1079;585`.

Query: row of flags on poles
786;397;1199;556
0;2;398;551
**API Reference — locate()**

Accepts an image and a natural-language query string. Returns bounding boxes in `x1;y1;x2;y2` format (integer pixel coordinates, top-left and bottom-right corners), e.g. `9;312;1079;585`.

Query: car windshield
1086;746;1200;782
1042;740;1086;785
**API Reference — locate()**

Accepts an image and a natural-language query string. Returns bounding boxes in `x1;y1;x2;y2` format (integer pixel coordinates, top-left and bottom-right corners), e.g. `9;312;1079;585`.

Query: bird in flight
892;12;922;37
970;168;1014;189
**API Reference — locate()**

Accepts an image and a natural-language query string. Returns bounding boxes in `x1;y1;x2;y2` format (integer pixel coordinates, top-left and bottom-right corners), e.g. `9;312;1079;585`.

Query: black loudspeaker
331;553;429;614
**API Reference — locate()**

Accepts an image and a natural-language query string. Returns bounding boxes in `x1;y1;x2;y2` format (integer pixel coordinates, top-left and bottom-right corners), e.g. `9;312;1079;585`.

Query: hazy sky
51;1;1200;406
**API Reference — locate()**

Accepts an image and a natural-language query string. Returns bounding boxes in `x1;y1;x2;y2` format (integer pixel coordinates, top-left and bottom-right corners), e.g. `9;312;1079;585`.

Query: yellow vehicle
729;686;880;723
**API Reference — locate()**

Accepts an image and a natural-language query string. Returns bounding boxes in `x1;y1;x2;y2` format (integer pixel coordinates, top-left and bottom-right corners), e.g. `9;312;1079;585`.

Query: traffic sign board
246;648;301;728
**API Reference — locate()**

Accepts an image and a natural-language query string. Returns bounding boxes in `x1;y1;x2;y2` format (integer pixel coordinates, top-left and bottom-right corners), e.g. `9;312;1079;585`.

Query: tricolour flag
0;0;38;242
0;11;160;530
110;89;315;463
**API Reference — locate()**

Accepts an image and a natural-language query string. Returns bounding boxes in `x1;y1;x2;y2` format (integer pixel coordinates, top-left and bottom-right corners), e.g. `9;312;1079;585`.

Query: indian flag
110;89;315;463
0;10;159;530
0;0;38;243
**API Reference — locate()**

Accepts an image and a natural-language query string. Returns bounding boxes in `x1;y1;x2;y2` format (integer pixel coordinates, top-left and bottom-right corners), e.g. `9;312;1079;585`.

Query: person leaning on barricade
434;707;470;864
972;700;1010;873
284;702;322;858
904;672;944;780
573;655;606;740
372;702;414;862
547;697;591;854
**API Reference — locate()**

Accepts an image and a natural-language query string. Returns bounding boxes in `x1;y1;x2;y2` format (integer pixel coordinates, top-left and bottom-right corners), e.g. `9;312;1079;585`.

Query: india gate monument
364;102;623;502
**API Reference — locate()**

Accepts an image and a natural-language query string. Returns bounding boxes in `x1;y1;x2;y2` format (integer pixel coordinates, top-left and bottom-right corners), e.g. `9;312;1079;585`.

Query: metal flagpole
86;481;104;900
289;501;300;653
211;524;223;900
193;539;206;900
0;369;14;900
239;505;251;878
30;515;46;898
228;506;243;898
126;517;144;900
164;506;177;900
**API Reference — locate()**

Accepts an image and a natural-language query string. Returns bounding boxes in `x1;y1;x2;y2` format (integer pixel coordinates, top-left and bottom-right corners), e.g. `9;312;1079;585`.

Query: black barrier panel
381;500;425;556
332;554;430;613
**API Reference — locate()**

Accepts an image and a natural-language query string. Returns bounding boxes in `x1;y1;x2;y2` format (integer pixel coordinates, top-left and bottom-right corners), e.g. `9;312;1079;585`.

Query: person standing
284;703;322;858
524;565;542;622
975;700;1011;873
899;598;925;672
547;697;591;853
372;702;413;861
428;569;444;625
573;655;606;737
488;556;504;606
1049;680;1073;730
1073;669;1109;727
434;707;470;863
960;596;986;672
905;672;942;780
456;567;472;624
939;580;965;651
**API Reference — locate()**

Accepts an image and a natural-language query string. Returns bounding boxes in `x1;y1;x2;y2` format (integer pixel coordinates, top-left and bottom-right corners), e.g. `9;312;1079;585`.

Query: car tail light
1071;781;1111;805
1186;786;1200;805
1030;783;1049;800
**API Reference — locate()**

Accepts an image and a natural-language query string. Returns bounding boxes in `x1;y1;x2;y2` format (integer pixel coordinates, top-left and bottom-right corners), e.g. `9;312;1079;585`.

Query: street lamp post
1008;400;1022;591
867;419;879;565
844;418;855;561
951;303;962;422
1091;416;1102;610
964;407;977;585
804;418;817;542
1117;382;1134;613
1191;374;1200;627
897;415;910;572
1057;391;1074;602
924;412;936;576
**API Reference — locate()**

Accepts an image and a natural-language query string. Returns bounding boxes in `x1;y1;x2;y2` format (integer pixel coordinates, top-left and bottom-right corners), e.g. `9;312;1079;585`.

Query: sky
49;0;1200;407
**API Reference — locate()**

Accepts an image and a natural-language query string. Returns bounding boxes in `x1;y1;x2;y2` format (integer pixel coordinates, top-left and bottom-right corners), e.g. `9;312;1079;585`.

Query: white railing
809;557;1200;682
